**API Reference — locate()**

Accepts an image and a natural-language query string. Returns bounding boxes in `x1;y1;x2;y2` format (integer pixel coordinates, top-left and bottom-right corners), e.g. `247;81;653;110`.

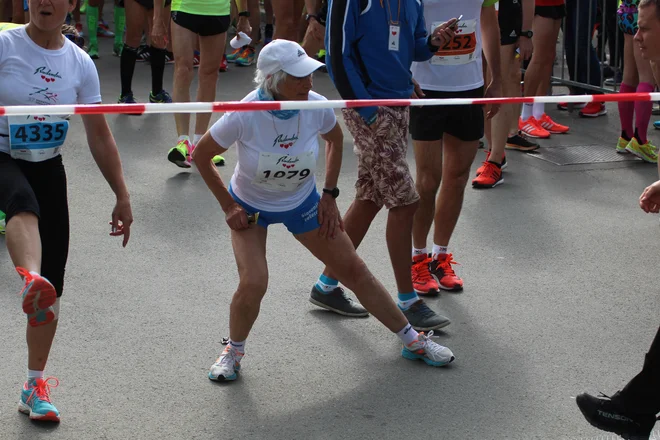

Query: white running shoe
401;331;455;366
208;345;243;381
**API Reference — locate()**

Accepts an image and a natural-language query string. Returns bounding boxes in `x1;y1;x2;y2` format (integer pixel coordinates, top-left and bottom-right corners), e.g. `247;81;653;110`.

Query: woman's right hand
226;203;249;230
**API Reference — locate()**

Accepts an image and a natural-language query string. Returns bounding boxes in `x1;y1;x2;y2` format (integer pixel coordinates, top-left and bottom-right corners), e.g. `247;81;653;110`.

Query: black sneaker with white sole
309;286;369;317
505;132;540;151
402;300;450;332
576;392;658;440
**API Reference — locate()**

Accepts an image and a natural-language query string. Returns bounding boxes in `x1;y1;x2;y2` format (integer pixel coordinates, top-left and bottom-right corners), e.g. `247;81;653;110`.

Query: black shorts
535;4;567;19
171;11;230;37
409;87;485;142
499;0;523;45
135;0;172;9
0;153;69;297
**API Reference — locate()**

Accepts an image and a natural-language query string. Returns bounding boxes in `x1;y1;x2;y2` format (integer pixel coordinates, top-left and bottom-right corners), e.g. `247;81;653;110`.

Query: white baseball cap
257;39;324;77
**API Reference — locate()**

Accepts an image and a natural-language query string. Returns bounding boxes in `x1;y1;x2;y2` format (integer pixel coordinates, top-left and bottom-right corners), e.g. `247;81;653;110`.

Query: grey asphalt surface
1;36;659;440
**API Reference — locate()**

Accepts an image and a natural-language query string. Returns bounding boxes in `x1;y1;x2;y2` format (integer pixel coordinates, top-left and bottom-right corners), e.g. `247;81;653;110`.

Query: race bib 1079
9;114;69;162
252;151;316;192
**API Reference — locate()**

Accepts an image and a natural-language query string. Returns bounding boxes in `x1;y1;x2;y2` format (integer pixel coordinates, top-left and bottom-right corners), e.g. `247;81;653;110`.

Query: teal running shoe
401;331;455;367
208;345;243;382
18;377;60;422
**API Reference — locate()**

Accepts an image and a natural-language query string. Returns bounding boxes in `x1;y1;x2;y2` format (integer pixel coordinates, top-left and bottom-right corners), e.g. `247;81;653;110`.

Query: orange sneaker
429;253;463;292
538;113;569;134
519;116;550;138
412;254;440;296
476;151;506;176
472;161;503;188
16;267;57;327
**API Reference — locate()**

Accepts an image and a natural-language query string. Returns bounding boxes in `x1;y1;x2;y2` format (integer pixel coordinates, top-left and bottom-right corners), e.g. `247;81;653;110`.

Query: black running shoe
402;300;450;332
505;132;540;151
576;392;657;440
309;286;369;317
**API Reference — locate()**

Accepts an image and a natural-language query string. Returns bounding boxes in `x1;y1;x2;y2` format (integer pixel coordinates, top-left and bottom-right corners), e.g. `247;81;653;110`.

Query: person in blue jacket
308;0;459;333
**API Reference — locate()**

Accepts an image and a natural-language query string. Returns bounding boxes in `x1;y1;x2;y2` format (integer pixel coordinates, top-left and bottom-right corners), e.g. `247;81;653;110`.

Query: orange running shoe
538;113;569;134
429;253;463;292
412;254;440;296
519;116;550;138
472;161;503;188
476;151;506;176
16;267;57;327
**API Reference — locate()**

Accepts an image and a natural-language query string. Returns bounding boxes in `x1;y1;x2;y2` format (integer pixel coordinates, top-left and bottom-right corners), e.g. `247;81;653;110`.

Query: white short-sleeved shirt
0;26;101;157
210;90;337;212
412;0;496;92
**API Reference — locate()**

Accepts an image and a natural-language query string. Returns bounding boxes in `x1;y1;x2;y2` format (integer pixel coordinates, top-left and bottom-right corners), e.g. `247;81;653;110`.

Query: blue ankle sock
397;292;419;310
316;274;338;294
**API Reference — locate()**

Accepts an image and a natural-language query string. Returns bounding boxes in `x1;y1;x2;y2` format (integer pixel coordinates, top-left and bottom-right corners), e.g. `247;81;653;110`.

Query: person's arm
320;122;342;191
414;3;458;62
191;134;236;213
327;0;376;124
318;122;344;239
481;3;502;87
81;113;133;246
519;0;534;60
151;0;166;48
305;0;322;14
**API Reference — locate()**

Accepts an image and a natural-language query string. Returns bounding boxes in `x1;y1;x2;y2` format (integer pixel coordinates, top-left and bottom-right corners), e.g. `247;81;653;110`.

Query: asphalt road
0;36;659;440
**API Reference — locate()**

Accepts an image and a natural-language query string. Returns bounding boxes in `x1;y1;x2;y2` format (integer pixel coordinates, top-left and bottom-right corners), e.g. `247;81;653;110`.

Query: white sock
432;244;448;259
27;369;44;381
396;323;420;346
412;247;427;257
521;103;534;121
229;339;245;353
177;135;189;143
532;102;545;120
193;134;203;145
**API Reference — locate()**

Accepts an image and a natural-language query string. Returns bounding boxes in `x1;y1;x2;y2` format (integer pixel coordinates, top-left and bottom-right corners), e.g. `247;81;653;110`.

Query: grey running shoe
402;331;455;366
309;286;369;317
402;300;450;331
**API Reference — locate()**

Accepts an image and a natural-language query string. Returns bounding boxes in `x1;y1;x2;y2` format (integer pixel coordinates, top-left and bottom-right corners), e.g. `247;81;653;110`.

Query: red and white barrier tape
1;92;659;116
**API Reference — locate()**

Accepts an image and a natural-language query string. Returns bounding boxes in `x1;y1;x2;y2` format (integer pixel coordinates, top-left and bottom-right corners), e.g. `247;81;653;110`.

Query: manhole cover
527;145;641;165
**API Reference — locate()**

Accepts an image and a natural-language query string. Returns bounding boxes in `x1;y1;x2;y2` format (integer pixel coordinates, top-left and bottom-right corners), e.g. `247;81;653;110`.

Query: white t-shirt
210;90;337;212
412;0;493;92
0;26;101;159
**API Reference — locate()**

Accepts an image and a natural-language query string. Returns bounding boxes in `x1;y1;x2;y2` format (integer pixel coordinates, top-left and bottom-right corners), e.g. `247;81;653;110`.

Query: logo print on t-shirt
29;87;59;104
276;155;299;169
273;133;299;149
34;66;62;83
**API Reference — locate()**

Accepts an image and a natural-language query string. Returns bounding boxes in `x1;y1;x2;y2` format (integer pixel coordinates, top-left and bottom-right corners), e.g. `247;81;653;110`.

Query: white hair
254;69;289;98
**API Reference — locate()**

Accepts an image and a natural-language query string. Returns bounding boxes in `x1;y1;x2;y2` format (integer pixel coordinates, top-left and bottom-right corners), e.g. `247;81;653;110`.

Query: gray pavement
1;36;659;440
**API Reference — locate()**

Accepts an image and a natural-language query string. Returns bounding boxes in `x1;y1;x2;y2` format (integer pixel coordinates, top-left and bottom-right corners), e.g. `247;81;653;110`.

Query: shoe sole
579;110;608;118
410;319;452;332
505;143;539;151
167;149;191;168
308;297;370;317
626;147;657;163
520;131;550;139
437;282;463;292
18;402;60;422
401;349;454;366
472;178;504;189
22;277;57;326
208;372;238;382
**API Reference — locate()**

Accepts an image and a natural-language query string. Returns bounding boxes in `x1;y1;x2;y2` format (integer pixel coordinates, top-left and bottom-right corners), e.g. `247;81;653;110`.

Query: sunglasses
64;33;84;48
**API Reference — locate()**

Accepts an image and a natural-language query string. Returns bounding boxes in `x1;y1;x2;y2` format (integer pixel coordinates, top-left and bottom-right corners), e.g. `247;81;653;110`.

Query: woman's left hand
317;194;344;239
109;197;133;247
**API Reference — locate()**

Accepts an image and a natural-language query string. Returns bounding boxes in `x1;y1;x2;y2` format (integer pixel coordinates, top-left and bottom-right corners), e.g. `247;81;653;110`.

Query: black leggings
0;153;69;297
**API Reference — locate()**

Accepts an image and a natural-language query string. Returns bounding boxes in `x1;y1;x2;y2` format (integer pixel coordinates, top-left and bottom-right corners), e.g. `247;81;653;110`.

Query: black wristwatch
323;187;340;198
238;11;250;17
520;30;533;38
306;13;320;23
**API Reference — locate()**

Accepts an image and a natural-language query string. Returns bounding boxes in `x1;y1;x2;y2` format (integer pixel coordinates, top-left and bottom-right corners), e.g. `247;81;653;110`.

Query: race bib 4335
9;114;69;162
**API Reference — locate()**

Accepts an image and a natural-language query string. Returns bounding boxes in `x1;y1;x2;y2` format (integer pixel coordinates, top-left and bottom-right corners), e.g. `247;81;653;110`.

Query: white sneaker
208;345;243;381
401;331;455;366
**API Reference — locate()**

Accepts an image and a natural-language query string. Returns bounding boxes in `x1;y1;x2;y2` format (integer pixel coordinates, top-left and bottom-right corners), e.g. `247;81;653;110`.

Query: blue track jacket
325;0;435;123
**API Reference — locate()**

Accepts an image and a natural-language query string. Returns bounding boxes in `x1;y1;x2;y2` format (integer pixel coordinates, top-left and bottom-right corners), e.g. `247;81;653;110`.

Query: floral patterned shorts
341;106;419;209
